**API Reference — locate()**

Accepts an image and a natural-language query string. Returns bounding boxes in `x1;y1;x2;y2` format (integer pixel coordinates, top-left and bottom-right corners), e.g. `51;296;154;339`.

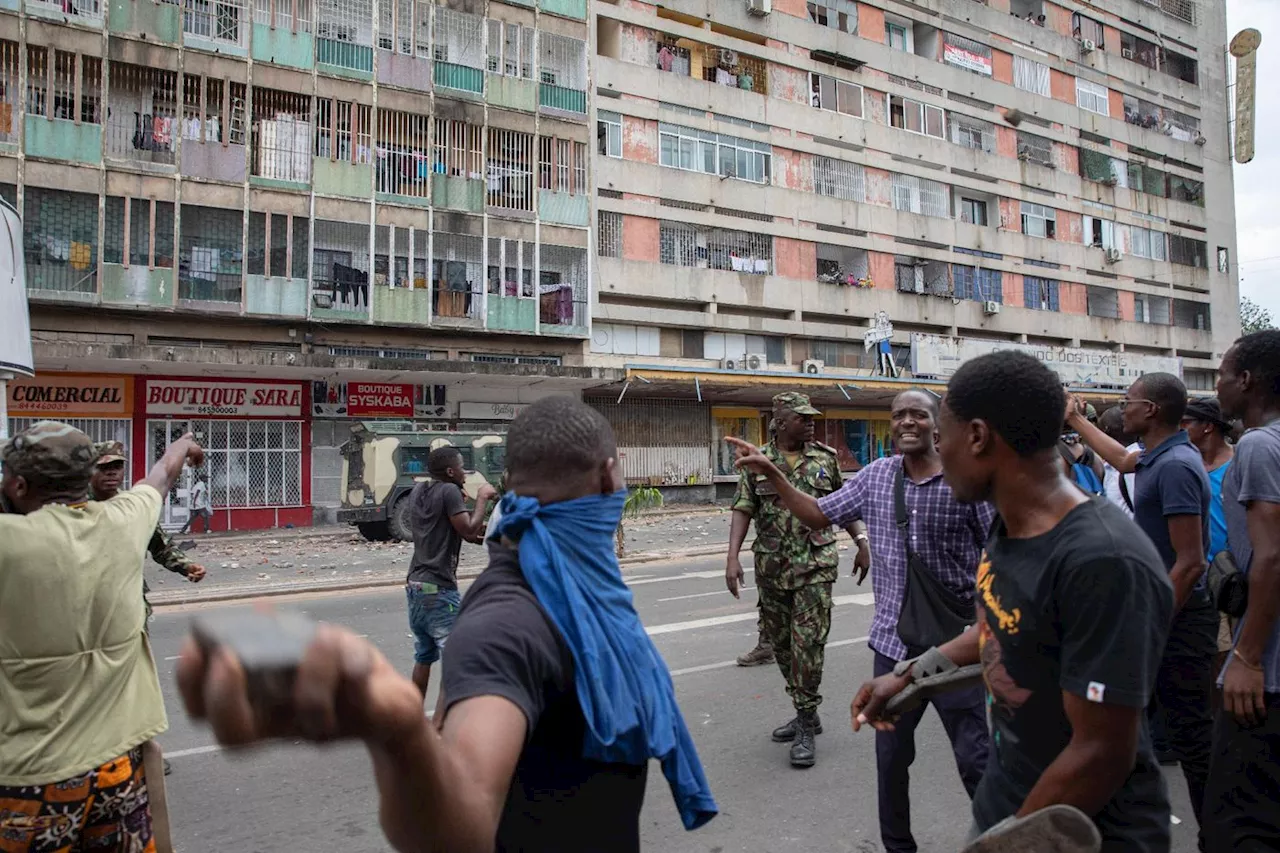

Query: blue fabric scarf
493;489;718;831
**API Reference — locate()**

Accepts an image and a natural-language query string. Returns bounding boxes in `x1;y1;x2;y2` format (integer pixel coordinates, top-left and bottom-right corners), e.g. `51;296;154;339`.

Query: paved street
151;551;1201;853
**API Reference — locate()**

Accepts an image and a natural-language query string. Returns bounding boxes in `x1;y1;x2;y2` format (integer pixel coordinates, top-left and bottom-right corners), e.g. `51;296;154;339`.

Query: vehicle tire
389;496;414;542
356;521;392;541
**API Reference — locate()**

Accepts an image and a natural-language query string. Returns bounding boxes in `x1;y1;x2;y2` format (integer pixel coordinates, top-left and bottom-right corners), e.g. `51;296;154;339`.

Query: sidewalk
148;507;740;606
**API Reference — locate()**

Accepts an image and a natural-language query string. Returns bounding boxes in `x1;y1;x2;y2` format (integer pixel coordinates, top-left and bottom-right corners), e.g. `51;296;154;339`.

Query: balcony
316;36;373;77
109;0;180;43
537;32;587;117
245;274;308;316
252;23;315;70
538;189;588;227
25;116;102;165
538;0;586;19
434;61;484;95
538;82;585;115
373;285;431;325
101;265;175;308
27;0;102;26
105;64;179;171
182;0;249;56
488;293;537;332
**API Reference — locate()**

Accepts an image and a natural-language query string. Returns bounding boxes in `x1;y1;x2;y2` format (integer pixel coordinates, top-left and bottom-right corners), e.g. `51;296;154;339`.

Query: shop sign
458;402;528;421
348;383;414;418
145;379;304;417
8;375;132;417
910;334;1182;387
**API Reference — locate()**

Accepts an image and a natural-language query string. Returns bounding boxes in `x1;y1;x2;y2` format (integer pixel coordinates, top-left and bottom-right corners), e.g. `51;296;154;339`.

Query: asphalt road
150;553;1200;853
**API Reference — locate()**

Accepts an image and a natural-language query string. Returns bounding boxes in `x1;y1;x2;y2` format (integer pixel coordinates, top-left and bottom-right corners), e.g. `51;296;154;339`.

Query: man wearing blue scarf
176;396;717;852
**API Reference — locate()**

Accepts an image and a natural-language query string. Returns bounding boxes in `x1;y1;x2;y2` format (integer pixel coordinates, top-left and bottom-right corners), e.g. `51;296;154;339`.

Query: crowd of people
0;329;1277;853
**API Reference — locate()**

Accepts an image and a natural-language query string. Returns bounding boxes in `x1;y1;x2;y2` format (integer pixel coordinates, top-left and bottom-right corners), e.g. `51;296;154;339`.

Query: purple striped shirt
818;455;996;661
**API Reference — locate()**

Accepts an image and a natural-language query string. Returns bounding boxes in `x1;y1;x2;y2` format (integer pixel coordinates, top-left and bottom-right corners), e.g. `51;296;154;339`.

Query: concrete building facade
583;0;1238;496
9;0;612;529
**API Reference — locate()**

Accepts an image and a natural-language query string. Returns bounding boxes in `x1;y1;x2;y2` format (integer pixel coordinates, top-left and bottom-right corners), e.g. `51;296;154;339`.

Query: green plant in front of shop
616;486;664;557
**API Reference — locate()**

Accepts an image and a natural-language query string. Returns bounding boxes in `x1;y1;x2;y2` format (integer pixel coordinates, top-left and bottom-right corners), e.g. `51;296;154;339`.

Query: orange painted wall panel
1050;69;1075;104
992;50;1013;86
858;4;885;43
776;147;814;192
1103;26;1122;52
1060;282;1088;315
773;0;807;19
622;215;660;262
1046;3;1072;37
866;168;893;206
1118;289;1135;322
996;125;1018;159
1108;89;1123;119
868;251;895;290
1058;210;1084;244
622;116;658;164
1053;141;1079;174
999;198;1020;232
775;237;816;280
1003;273;1025;308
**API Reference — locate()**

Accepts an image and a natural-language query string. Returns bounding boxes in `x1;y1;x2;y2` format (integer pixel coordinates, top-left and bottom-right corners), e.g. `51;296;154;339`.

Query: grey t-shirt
1222;421;1280;691
407;480;467;589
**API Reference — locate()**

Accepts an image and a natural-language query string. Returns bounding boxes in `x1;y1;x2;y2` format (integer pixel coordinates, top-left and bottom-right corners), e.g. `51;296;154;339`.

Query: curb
150;541;744;608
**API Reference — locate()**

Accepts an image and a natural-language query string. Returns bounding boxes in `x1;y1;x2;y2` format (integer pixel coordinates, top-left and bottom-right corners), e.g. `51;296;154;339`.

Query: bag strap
894;461;916;561
1056;442;1075;468
1118;471;1134;512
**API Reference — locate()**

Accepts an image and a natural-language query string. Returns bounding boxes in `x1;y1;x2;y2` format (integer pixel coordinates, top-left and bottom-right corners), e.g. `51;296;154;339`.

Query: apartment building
584;0;1238;497
7;0;612;529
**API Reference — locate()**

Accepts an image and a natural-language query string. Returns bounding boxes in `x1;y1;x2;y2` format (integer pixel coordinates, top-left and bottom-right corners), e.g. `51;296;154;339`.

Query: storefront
7;374;135;484
137;377;311;532
712;405;892;478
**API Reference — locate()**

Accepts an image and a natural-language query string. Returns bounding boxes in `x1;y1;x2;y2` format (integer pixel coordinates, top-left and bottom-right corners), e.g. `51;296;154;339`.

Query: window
1168;175;1205;206
1217;246;1229;274
1168;234;1207;268
1127;162;1166;196
1023;276;1059;311
485;128;535;211
659;220;772;274
1134;293;1171;325
1084;215;1117;250
816;244;869;285
952;264;1002;302
813;157;865;202
1013;56;1050;96
959;197;988;226
178;203;243;303
657;122;772;184
185;0;248;47
890;96;945;139
1021;202;1056;239
537;136;587;196
598;211;622;258
486;19;533;78
1173;299;1210;330
1076;79;1110;116
1071;13;1104;49
597;110;621;158
1086;285;1120;319
1129;226;1167;261
807;0;856;33
810;72;863;118
886;22;908;51
591;324;660;356
891;173;949;218
1016;131;1053;167
951;115;994;152
705;332;785;365
1080;149;1128;186
377;0;428;56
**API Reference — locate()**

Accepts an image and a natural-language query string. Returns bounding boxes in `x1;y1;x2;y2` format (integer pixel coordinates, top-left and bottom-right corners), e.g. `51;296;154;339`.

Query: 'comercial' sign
8;374;133;417
911;334;1182;387
144;379;304;418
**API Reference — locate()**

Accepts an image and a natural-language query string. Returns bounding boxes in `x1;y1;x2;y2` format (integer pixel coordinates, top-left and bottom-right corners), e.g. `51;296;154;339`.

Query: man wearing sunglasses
1068;373;1214;849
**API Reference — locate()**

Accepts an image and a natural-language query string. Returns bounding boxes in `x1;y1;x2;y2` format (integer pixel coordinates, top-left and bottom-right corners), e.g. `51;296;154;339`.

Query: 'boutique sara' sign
144;380;304;417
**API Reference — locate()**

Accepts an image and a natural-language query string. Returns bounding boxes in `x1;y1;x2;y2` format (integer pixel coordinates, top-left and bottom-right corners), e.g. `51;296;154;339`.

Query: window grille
1017;130;1053;166
373;224;424;289
378;0;429;55
315;98;372;163
247;212;306;278
486;19;533;77
24;188;98;295
1086;285;1120;319
951;264;1002;302
485;236;533;297
813;156;865;202
1134;293;1171;325
330;345;439;358
179;204;243;303
433;118;482;177
1023;276;1059;311
433;8;484;69
487;128;535;212
1013;56;1050;95
174;419;303;508
255;0;311;31
809;72;862;117
251;87;312;182
1021;202;1056;239
597;110;621;157
105;197;176;268
659;220;772;274
890;173;949;218
714;206;772;223
598;211;622;258
539;31;587;110
375;109;432;197
537;135;587;195
185;0;249;46
314;0;373;47
0;41;17;144
539;244;587;327
312;219;371;310
1075;79;1109;116
951;115;994;153
432;231;483;321
106;63;178;166
182;76;245;144
658;122;771;183
1168;234;1207;268
895;259;951;295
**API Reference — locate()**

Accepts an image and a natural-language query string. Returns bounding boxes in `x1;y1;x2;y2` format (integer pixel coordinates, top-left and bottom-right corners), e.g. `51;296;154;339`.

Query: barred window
1076;78;1109;116
316;98;372;163
1129;163;1168;196
659;220;772;274
951;115;994;153
1021;202;1056;239
105;197;176;268
538;31;587;91
895;259;951;296
658;122;771;184
485;128;534;211
24;188;98;295
1168;175;1204;206
312;219;371;310
1081;148;1127;185
106;62;179;166
376;109;431;197
378;0;429;55
1013;56;1050;96
0;41;16;145
598;211;623;258
1086;285;1120;319
256;0;312;32
179;204;243;303
1023;276;1059;311
248;212;307;278
1168;234;1207;268
1017;131;1053;166
537;135;587;195
813;156;865;202
182;75;246;144
1134;293;1171;325
433;118;482;177
185;0;248;46
810;72;863;117
486;19;533;78
539;244;588;327
952;264;1001;302
891;173;949;218
432;231;483;322
196;420;304;507
252;87;312;182
597;110;621;157
485;236;533;297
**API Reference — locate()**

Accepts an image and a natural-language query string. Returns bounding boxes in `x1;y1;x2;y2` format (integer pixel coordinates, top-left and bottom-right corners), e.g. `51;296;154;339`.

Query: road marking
629;567;754;587
668;635;869;676
164;655;182;661
164;744;223;759
658;587;756;603
644;593;874;636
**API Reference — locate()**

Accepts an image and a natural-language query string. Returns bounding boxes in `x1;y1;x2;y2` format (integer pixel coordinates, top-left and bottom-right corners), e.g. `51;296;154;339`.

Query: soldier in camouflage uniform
726;392;858;768
90;441;206;621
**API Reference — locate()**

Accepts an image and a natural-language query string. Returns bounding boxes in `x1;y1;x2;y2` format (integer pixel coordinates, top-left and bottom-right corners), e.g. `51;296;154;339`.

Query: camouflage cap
94;440;127;466
0;420;97;484
773;392;822;416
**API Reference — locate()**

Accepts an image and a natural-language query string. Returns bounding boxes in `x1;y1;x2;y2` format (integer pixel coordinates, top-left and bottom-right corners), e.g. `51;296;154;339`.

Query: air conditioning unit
1101;175;1118;187
801;359;824;375
747;0;771;16
1122;48;1135;59
1079;38;1096;53
745;352;768;371
721;49;739;66
1105;247;1123;263
1193;134;1207;146
720;357;739;370
982;300;1001;316
312;292;334;308
1160;120;1174;136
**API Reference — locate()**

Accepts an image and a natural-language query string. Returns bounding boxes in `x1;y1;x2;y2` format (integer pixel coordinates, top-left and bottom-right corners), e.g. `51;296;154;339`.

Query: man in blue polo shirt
1070;372;1214;848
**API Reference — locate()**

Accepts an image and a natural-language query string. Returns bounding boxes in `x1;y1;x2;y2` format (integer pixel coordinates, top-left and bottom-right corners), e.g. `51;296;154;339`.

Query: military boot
736;642;774;667
789;712;818;768
771;712;823;742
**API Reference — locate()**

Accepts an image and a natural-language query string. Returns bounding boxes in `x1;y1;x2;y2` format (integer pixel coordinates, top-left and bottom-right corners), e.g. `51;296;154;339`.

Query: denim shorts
405;583;461;665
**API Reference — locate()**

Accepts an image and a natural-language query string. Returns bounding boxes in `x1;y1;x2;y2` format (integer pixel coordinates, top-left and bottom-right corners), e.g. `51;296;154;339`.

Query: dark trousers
1204;695;1280;852
1151;593;1216;842
874;651;989;853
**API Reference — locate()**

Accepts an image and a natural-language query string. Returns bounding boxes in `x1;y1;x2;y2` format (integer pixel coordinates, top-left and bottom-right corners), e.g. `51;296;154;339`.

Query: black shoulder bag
895;463;976;657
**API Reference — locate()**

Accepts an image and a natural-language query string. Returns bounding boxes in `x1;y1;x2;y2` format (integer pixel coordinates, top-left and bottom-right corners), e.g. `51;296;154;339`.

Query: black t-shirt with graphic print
972;497;1174;851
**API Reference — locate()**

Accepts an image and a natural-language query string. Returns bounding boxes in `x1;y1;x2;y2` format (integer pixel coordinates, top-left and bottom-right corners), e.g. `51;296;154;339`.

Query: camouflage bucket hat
0;420;97;483
94;440;127;466
773;392;821;416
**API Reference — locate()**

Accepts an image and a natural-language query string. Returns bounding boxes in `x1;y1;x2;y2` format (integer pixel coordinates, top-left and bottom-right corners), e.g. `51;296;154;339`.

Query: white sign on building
458;402;529;421
910;334;1183;387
